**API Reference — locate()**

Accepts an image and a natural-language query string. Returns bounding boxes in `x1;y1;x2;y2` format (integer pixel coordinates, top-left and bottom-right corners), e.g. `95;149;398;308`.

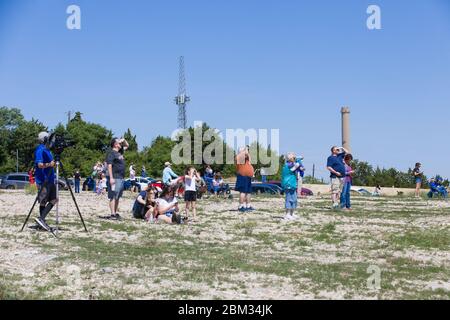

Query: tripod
20;154;88;235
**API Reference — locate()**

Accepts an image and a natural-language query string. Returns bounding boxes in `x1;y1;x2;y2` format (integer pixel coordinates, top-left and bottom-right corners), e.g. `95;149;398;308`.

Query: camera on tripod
47;133;75;155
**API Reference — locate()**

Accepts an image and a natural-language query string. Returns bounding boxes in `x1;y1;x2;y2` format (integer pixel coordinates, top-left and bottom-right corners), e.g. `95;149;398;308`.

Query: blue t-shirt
327;153;346;178
281;162;298;191
34;144;55;185
132;191;148;214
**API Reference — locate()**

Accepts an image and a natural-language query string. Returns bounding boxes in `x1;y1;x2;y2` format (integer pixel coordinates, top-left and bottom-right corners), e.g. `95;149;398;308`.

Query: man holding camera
106;137;129;220
34;132;57;231
326;146;348;209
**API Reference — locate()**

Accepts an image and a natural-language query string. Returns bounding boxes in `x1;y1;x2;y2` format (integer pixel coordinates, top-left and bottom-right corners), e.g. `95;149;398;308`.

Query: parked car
0;172;30;189
124;177;156;192
268;180;314;196
251;183;283;195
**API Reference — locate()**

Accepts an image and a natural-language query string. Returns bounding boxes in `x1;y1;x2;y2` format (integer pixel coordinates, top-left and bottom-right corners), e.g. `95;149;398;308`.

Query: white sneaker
291;214;299;220
283;214;293;221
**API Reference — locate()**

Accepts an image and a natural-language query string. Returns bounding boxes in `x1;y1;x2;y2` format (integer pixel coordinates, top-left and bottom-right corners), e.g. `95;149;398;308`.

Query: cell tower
174;56;190;129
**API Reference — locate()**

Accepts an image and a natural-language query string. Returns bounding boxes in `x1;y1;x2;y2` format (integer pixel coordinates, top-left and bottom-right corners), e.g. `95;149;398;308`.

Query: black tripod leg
59;162;88;232
20;182;48;232
20;196;39;232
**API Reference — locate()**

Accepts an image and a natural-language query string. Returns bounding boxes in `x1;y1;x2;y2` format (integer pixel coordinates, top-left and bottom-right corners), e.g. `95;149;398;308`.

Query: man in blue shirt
34;132;57;231
326;146;348;209
162;162;179;186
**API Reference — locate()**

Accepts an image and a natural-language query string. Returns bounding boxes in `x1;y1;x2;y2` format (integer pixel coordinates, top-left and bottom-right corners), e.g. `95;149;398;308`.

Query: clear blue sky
1;0;449;179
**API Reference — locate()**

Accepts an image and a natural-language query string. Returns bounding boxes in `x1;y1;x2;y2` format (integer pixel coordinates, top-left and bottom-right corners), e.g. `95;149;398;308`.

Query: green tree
5;117;46;172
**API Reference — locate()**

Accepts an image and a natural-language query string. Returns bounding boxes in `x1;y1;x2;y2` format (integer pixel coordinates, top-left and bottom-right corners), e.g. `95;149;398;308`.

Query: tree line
1;107;447;188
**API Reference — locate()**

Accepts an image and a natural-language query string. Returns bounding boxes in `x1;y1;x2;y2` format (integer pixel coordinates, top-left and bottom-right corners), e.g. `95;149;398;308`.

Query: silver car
0;172;69;190
0;173;30;190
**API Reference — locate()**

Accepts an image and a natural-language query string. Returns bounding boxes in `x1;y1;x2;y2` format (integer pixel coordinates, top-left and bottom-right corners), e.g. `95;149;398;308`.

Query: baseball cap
165;162;171;167
38;132;49;143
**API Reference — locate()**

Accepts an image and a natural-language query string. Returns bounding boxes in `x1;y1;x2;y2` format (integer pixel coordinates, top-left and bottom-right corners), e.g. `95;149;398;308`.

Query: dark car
268;180;314;196
0;172;30;189
251;183;283;195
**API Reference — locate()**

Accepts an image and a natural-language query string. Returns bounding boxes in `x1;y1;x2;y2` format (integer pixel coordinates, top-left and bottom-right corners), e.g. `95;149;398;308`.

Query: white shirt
156;197;178;212
185;175;197;192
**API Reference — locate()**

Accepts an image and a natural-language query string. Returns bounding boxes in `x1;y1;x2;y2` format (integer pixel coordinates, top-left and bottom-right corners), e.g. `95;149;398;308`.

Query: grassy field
0;190;449;300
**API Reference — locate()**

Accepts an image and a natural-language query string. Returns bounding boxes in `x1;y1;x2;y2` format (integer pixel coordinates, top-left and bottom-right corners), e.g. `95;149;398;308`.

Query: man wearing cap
34;132;57;231
162;162;179;186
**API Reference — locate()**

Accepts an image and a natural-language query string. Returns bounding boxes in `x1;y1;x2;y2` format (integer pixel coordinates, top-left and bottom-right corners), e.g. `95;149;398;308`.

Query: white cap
164;162;171;167
38;132;49;143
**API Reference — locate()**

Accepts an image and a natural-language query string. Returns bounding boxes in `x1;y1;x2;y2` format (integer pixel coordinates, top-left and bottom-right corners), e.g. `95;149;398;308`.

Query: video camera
47;132;75;155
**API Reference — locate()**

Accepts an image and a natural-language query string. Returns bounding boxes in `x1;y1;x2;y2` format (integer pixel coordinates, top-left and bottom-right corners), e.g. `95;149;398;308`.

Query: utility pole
312;164;315;179
174;56;190;129
66;111;73;125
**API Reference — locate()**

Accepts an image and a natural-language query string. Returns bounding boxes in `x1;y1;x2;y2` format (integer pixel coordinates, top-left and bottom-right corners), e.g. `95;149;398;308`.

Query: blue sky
1;0;449;179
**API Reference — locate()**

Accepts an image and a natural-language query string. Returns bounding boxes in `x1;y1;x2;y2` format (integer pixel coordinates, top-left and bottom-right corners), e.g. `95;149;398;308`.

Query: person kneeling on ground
132;185;159;221
153;186;182;224
281;152;300;221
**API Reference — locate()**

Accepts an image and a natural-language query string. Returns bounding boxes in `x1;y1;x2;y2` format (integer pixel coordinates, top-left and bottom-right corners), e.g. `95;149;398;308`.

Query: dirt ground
0;189;449;300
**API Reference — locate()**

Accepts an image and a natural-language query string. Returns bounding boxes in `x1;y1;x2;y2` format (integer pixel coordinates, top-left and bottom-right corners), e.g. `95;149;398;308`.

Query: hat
38;132;49;143
164;162;171;167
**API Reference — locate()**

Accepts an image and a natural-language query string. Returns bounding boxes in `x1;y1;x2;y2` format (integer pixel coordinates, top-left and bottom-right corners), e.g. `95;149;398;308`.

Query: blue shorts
285;189;298;209
415;178;422;184
235;175;252;194
107;177;124;200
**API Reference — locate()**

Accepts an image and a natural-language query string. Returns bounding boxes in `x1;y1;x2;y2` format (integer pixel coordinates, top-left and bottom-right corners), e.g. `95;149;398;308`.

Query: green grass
390;229;450;250
1;193;449;300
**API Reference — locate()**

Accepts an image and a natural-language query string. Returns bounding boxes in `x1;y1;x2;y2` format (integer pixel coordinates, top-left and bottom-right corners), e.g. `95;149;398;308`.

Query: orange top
236;153;254;177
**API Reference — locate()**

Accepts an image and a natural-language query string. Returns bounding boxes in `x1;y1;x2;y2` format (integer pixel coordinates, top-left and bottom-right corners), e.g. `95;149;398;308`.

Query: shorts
331;178;344;194
285;189;298;209
107;177;124;200
415;178;422;184
38;183;57;204
235;174;252;194
184;190;197;202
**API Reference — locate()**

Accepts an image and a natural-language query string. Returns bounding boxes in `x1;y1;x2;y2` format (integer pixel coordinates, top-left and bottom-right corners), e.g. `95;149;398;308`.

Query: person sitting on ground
162;162;179;186
97;173;107;195
154;185;182;224
132;186;158;221
373;185;382;197
205;165;214;178
429;177;448;199
212;173;225;195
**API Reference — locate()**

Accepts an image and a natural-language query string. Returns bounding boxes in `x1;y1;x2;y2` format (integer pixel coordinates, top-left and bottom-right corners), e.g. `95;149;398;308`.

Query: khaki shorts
331;178;344;194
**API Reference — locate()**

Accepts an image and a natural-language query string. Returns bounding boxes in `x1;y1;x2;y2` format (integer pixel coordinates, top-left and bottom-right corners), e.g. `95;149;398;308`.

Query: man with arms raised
326;146;348;209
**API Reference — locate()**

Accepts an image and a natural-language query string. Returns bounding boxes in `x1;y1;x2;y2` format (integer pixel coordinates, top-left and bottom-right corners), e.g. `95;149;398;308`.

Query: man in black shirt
106;137;129;220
